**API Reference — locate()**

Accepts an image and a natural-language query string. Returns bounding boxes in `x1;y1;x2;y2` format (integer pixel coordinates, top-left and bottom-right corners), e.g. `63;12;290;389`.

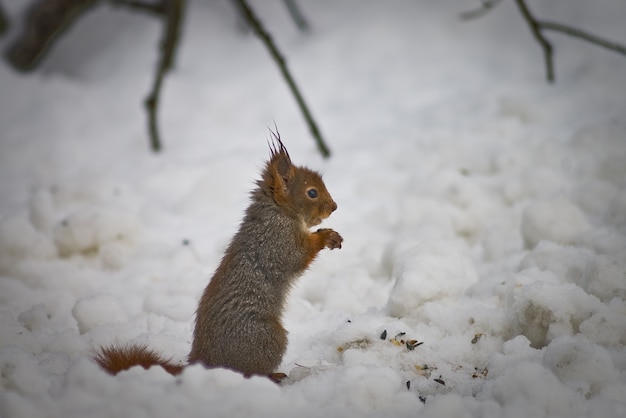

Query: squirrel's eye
307;188;318;199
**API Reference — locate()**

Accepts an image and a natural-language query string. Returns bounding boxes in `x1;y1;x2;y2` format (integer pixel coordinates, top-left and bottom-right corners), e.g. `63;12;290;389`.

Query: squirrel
94;133;343;381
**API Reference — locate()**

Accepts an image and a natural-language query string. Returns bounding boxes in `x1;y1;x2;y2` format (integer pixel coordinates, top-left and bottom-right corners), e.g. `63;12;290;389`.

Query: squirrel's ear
268;133;294;194
272;153;295;193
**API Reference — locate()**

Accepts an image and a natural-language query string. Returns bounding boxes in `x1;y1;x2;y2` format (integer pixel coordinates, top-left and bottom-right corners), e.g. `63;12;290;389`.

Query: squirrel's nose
331;201;337;212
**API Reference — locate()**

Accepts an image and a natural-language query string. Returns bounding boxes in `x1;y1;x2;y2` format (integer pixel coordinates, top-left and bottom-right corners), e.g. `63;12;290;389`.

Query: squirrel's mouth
307;211;332;228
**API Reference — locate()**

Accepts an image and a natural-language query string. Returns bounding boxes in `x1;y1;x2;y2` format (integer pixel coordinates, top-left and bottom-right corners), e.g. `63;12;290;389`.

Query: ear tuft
268;127;291;164
268;127;294;188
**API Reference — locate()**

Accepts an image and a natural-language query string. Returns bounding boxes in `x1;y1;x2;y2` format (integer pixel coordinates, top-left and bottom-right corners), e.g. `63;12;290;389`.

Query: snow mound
543;335;619;398
387;239;478;317
521;196;590;249
72;294;128;334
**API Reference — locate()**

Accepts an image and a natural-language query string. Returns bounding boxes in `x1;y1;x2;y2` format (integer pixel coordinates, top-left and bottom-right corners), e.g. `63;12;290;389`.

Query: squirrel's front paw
317;228;343;250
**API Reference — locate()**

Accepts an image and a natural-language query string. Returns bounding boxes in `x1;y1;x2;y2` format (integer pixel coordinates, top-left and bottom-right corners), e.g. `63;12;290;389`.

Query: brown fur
94;344;183;375
95;134;342;379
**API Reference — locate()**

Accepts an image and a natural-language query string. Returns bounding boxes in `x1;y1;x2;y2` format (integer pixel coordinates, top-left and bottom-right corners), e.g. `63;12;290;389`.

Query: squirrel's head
260;132;337;228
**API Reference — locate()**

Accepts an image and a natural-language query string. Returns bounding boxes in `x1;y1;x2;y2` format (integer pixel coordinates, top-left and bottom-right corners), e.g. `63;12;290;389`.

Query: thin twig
539;20;626;56
513;0;554;83
0;1;8;36
144;0;185;152
234;0;331;158
5;0;97;71
466;0;626;83
283;0;309;32
108;0;165;16
460;0;502;21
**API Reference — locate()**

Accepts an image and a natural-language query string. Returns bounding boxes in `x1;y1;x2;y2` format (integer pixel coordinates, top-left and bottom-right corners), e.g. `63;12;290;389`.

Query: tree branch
283;0;309;32
513;0;554;83
108;0;165;16
144;0;185;152
513;0;626;83
460;0;502;21
3;0;185;153
539;20;626;56
0;1;8;36
233;0;331;158
4;0;98;71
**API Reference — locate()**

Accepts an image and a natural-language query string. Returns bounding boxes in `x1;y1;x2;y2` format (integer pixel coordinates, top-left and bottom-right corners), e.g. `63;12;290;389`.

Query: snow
1;0;626;417
387;239;479;316
521;196;591;248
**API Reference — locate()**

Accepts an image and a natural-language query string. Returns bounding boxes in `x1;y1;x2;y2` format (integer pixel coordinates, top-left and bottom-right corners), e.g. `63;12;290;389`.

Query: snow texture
1;0;626;417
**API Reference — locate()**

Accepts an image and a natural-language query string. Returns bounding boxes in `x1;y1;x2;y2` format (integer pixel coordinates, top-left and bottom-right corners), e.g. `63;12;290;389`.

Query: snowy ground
1;0;626;417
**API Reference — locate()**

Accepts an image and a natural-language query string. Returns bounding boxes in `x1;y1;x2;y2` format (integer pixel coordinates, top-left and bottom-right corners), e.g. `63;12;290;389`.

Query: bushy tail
94;344;184;376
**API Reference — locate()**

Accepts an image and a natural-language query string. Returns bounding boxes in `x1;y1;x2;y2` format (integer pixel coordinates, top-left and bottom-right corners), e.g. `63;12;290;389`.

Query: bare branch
108;0;165;16
283;0;309;32
111;0;185;152
512;0;626;83
144;0;185;152
232;0;310;33
0;1;8;36
539;20;626;57
460;0;502;21
513;0;554;83
233;0;331;158
4;0;98;71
